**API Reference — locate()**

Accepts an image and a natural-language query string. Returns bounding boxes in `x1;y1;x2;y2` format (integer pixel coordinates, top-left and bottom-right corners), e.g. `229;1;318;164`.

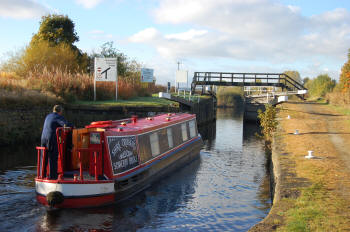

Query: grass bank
73;96;178;107
250;101;350;231
0;70;166;107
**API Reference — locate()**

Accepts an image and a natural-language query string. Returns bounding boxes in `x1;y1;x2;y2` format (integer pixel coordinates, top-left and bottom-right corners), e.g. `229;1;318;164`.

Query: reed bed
326;91;350;106
0;68;166;106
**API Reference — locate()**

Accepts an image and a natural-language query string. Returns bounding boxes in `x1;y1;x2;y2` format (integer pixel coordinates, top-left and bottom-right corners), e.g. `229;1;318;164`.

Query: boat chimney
131;115;138;124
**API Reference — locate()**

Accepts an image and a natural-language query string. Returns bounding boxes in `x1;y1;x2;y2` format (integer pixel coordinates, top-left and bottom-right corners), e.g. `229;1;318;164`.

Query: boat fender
47;191;64;207
90;120;112;125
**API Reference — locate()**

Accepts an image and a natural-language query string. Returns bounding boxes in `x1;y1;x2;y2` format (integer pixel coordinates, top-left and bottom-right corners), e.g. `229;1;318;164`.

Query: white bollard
305;150;314;159
287;115;291;119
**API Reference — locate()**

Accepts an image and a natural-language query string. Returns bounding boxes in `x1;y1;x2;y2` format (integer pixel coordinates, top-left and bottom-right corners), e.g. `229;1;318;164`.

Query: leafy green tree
283;70;302;83
22;41;83;74
303;77;310;85
282;70;303;90
307;74;336;97
31;14;79;46
30;14;88;72
90;41;129;76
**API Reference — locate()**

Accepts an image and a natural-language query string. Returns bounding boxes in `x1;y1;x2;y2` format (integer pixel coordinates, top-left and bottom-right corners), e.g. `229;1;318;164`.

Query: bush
305;74;335;98
326;91;350;106
216;86;243;107
258;104;278;141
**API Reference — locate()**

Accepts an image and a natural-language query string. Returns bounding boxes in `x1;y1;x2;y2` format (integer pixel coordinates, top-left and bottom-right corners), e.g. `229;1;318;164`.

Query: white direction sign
95;58;117;82
176;70;188;83
141;68;154;83
94;57;118;101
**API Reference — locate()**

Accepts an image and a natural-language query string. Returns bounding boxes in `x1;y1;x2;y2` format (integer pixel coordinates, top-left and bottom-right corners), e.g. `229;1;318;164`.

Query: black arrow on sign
101;67;111;79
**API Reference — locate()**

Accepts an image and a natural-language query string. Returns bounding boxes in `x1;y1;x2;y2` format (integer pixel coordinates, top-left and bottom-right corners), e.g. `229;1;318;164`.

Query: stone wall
65;105;179;128
0;106;51;146
0;105;179;146
0;98;216;146
191;97;217;125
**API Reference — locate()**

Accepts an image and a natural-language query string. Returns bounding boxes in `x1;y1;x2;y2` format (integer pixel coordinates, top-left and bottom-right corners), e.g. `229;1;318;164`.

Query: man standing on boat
41;105;73;179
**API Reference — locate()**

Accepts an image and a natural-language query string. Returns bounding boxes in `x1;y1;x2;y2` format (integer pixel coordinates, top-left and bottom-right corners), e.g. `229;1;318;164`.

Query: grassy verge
272;102;350;231
328;104;350;116
281;181;347;231
73;96;178;107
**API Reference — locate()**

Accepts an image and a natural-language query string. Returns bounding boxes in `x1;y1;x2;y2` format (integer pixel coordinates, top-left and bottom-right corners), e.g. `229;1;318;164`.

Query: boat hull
35;137;202;208
113;136;202;202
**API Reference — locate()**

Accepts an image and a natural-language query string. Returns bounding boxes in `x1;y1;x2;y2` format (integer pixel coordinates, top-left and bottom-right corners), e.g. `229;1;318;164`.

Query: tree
90;41;130;76
22;14;88;74
303;77;310;85
338;49;350;91
307;74;336;97
283;70;302;83
21;41;83;74
31;14;79;47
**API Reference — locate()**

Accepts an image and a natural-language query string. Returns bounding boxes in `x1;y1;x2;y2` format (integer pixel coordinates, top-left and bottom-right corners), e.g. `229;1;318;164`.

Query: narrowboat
35;113;202;208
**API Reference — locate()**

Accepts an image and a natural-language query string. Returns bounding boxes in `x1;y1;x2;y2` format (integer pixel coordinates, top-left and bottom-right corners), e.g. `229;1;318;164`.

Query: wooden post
41;149;46;178
94;152;98;181
79;151;84;181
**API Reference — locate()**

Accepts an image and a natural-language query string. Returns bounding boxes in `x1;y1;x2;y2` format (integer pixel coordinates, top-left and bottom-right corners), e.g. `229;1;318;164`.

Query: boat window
181;123;188;141
158;128;169;153
167;128;174;148
189;120;196;138
138;134;152;162
172;124;182;146
150;132;160;157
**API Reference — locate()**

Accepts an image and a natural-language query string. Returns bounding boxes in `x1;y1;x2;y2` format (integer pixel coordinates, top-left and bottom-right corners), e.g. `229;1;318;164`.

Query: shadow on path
287;132;350;135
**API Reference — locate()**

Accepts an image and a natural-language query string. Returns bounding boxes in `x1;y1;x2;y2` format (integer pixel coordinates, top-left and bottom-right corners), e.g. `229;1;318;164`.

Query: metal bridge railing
191;72;306;93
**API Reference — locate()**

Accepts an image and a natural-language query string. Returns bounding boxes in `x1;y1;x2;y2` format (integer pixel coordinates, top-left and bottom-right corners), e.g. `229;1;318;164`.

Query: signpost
175;70;188;92
141;68;154;83
94;58;118;101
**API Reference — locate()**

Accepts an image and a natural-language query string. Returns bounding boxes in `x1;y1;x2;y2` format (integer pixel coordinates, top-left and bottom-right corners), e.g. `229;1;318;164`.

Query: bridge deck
191;72;307;94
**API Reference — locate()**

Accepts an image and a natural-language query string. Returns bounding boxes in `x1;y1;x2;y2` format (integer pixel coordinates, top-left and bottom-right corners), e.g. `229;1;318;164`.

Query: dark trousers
42;149;58;179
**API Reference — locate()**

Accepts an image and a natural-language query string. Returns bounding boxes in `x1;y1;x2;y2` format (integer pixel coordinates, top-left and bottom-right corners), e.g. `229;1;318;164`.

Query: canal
0;108;271;231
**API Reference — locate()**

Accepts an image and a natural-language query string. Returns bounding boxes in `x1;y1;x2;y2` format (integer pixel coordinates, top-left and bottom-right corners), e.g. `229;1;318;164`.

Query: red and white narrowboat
35;113;202;208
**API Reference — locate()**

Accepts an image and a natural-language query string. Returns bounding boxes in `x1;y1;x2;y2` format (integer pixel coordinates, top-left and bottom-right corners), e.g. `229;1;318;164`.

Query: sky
0;0;350;85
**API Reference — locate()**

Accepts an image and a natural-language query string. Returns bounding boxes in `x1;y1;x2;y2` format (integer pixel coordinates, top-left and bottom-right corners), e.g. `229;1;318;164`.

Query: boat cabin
36;113;199;182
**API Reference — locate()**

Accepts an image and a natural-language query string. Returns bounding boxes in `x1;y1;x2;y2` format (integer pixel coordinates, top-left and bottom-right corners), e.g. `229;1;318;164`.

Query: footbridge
190;72;307;122
191;72;307;94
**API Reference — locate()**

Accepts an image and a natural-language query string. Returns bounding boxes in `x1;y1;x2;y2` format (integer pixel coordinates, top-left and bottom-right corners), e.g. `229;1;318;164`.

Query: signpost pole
115;63;118;101
94;58;96;101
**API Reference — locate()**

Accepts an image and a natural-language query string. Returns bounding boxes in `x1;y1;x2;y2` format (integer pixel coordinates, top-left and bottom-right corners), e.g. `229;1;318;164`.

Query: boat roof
85;113;196;134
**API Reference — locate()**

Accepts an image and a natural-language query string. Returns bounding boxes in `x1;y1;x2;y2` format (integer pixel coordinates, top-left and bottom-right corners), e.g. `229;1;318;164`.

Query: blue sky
1;0;350;84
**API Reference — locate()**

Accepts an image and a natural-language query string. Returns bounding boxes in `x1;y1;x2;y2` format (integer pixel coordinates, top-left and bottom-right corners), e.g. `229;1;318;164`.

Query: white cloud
128;0;350;82
129;28;161;43
75;0;103;9
0;0;50;19
154;0;349;61
88;30;113;39
165;29;208;40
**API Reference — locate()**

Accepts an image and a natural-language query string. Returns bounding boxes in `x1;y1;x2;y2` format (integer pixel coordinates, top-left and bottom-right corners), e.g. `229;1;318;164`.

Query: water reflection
0;145;37;172
35;158;201;231
0;108;271;232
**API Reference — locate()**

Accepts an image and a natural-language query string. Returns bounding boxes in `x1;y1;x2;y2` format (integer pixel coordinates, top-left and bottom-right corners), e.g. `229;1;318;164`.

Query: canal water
0;108;271;232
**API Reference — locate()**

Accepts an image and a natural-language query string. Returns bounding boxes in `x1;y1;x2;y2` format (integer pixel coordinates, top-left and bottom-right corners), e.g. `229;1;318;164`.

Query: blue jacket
41;113;72;152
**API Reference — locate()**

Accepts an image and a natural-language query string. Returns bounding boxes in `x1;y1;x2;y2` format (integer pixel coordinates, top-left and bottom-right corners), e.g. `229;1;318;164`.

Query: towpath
251;101;350;231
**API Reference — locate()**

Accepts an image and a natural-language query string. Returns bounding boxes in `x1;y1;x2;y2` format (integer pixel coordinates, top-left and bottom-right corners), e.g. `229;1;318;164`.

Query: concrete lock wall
0;106;52;146
0;98;216;146
191;98;217;126
0;105;178;146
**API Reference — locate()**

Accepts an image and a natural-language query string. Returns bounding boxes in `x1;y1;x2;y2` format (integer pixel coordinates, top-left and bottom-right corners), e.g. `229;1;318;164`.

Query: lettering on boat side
107;136;139;175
